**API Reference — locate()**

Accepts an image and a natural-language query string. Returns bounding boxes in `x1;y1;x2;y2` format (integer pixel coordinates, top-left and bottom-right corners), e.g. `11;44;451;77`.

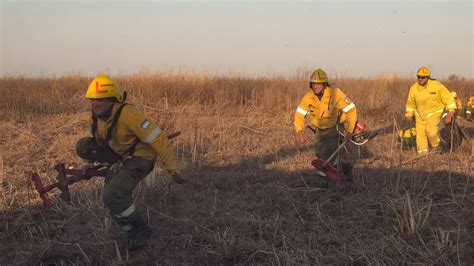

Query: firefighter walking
405;67;456;154
295;69;357;185
76;75;185;251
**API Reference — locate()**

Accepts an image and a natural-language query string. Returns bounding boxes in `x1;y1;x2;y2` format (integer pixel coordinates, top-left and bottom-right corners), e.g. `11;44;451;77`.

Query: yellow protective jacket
95;103;180;175
468;96;474;108
405;80;456;120
295;87;357;133
467;96;474;116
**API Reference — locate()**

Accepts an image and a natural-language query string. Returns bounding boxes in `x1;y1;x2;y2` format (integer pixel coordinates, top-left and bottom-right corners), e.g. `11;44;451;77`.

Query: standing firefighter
405;67;456;154
295;69;357;184
76;75;185;251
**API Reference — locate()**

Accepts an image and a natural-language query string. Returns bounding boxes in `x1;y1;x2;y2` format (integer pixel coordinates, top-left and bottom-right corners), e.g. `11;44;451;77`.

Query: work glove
405;116;414;123
344;131;354;140
81;160;93;175
296;131;306;144
172;173;187;184
444;111;455;124
402;116;415;129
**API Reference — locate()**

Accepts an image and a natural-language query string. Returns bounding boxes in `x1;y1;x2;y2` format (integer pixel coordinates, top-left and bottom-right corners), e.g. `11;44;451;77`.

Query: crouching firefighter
295;69;357;186
76;75;186;251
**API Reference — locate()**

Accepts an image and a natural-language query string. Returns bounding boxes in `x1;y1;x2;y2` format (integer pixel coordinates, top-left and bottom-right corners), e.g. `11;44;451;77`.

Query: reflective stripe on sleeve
342;102;355;113
417;149;428;154
296;107;308;116
119;203;136;218
447;103;456;109
406;107;415;112
144;126;162;144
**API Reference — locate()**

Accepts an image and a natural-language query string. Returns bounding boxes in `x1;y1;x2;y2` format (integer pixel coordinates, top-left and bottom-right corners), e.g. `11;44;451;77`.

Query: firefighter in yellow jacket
76;75;185;251
466;96;474;121
405;67;456;154
295;69;357;182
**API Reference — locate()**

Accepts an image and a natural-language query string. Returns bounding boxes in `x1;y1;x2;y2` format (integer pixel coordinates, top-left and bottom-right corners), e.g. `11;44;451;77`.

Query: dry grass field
0;72;473;264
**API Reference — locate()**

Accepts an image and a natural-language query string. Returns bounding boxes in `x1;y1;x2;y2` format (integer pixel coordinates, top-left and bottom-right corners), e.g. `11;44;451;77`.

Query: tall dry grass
0;71;473;264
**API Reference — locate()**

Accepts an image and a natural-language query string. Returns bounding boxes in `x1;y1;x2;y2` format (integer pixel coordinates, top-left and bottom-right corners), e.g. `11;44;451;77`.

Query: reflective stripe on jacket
95;103;180;175
294;87;357;133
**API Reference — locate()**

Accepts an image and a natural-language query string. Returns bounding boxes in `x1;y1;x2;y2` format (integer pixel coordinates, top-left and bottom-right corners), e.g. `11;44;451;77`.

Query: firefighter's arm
294;94;311;133
123;106;181;175
148;134;181;176
439;84;457;112
336;89;357;133
405;85;416;119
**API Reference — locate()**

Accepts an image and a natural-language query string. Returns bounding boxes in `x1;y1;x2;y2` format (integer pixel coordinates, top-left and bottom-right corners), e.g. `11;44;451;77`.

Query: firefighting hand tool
307;123;377;146
310;121;377;182
311;135;352;182
31;164;107;208
31;132;181;208
336;125;378;146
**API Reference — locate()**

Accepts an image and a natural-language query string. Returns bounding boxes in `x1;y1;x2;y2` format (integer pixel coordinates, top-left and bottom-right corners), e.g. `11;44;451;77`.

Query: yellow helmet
309;69;329;83
417;66;431;77
451;91;457;98
85;75;124;102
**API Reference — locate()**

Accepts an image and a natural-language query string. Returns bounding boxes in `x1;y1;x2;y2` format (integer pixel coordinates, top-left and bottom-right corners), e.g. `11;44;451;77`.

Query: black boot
126;217;153;251
340;162;353;182
315;172;329;189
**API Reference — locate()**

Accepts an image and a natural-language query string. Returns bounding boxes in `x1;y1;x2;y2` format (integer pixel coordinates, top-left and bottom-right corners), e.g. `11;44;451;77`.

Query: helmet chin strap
121;91;128;102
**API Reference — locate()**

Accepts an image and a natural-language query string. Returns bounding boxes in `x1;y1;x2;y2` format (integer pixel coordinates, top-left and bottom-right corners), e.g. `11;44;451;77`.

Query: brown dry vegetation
0;72;473;264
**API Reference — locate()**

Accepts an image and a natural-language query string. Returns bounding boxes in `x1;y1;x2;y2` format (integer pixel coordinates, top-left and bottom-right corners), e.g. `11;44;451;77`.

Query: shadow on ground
1;143;473;264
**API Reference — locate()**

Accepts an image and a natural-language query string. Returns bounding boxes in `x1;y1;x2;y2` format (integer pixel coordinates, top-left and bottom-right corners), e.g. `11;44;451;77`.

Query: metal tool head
54;164;71;202
30;131;179;208
31;163;108;208
31;163;70;208
336;120;377;146
31;172;53;208
311;159;343;182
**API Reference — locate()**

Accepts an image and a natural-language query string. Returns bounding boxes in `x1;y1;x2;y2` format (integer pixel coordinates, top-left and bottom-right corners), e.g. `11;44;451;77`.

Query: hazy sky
1;0;473;78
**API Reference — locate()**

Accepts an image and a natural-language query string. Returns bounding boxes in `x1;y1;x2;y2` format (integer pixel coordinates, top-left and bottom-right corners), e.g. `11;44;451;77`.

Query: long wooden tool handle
167;131;181;140
322;138;350;167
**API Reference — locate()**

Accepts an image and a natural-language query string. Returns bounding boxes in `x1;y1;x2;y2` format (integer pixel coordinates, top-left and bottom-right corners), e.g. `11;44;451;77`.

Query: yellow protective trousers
415;111;442;153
